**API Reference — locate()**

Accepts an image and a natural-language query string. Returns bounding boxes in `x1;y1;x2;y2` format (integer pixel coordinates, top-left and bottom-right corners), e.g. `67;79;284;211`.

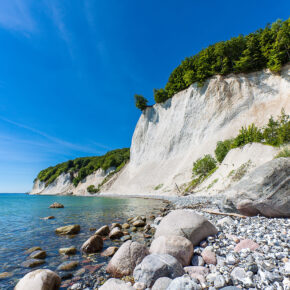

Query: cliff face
103;65;290;195
31;65;290;196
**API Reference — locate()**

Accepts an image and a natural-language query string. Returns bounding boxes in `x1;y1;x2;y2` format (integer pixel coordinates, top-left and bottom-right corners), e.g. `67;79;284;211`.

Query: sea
0;193;166;289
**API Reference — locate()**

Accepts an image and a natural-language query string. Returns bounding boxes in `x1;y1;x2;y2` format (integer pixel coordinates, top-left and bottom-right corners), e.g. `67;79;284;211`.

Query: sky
0;0;289;193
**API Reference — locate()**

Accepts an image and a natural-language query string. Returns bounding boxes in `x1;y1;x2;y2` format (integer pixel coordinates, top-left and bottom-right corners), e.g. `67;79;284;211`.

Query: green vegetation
37;148;130;187
134;94;148;111
154;184;163;190
215;110;290;163
192;154;217;178
275;147;290;158
231;161;252;182
207;178;219;190
141;18;289;105
87;185;98;194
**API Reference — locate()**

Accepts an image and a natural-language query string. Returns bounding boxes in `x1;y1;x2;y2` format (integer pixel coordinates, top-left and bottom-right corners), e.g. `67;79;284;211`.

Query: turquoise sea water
0;193;165;289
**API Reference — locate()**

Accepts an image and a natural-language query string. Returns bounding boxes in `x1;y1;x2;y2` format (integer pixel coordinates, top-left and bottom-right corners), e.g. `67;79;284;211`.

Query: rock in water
15;269;61;290
223;158;290;217
25;247;42;254
49;202;64;208
95;225;110;236
99;278;134;290
150;235;193;266
59;246;77;255
57;261;78;271
154;210;217;246
21;259;45;268
29;250;46;259
109;227;123;239
55;225;80;235
133;254;184;288
106;240;148;277
81;235;103;253
101;246;118;257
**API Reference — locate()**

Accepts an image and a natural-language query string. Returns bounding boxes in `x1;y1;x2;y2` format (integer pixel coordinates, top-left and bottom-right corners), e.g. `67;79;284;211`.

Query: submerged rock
59;246;77;255
106;240;148;277
57;261;78;271
0;272;13;279
155;210;217;246
150;235;193;266
81;235;103;253
15;269;61;290
55;225;80;235
25;247;42;254
224;158;290;217
133;253;184;288
21;259;45;268
49;202;64;208
29;250;46;259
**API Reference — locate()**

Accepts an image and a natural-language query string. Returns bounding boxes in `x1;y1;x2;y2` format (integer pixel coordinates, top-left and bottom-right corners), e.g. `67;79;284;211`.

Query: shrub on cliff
87;185;99;194
215;139;233;163
154;88;169;103
134;94;148;111
192;154;217;178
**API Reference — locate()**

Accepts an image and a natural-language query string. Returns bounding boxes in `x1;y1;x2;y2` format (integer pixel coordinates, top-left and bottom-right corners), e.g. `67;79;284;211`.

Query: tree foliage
134;94;148;111
37;148;130;187
192;154;217;178
157;18;290;101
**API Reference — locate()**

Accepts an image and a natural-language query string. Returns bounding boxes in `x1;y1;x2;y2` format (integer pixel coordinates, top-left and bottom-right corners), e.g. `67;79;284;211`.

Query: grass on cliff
37;148;130;187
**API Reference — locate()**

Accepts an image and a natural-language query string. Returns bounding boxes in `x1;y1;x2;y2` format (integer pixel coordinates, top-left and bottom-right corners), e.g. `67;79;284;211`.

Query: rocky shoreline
12;194;290;290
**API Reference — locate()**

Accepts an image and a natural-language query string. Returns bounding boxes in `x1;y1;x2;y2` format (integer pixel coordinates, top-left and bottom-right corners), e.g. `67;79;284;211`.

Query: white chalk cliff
31;65;290;196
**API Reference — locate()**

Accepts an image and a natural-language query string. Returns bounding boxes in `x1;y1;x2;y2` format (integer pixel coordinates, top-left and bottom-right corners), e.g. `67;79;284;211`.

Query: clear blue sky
0;0;289;192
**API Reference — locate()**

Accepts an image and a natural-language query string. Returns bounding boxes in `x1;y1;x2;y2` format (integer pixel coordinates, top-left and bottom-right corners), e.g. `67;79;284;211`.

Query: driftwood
201;209;247;218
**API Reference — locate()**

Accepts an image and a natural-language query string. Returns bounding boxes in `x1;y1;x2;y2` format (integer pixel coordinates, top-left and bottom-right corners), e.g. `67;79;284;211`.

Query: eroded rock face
106;240;148;278
150;235;193;266
81;235;103;253
223;158;290;217
55;225;80;235
98;278;134;290
155;210;217;246
15;269;61;290
133;254;184;288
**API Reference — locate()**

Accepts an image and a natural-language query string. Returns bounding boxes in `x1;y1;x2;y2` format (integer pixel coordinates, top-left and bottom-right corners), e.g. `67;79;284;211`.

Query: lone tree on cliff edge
134;94;148;111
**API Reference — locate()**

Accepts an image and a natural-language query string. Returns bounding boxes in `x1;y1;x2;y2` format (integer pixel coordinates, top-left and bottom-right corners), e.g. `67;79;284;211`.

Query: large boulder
155;210;217;246
98;278;134;290
133;254;184;288
15;269;61;290
223;158;290;217
55;225;80;235
95;225;110;236
152;277;172;290
81;235;103;253
106;240;149;278
150;235;193;266
109;227;123;239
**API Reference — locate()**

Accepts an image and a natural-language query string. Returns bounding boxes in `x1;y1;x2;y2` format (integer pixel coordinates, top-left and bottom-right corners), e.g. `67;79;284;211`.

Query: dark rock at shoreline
55;224;80;235
25;246;42;254
49;202;64;208
109;227;123;239
57;261;78;271
95;225;110;236
21;259;45;268
29;250;46;259
41;216;55;220
101;247;118;257
59;246;77;255
81;235;103;253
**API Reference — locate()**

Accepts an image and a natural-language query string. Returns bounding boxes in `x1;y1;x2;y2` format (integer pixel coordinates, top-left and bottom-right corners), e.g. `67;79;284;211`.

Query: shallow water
0;193;166;289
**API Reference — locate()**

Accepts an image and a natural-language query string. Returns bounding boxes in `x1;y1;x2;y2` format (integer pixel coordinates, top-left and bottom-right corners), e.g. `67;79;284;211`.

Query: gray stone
106;240;149;278
167;275;201;289
15;269;61;290
223;158;290;217
152;277;172;290
214;274;226;288
133;254;184;288
231;267;254;287
21;259;45;268
191;255;204;266
155;210;217;246
226;253;239;265
99;278;134;290
150;235;193;266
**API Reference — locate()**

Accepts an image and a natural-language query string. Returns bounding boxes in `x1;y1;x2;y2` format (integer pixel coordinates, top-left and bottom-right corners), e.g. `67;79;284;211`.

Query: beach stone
59;246;77;255
25;246;42;254
133;254;184;288
220;287;241;290
184;266;209;280
111;223;122;229
133;282;146;289
150;235;193;266
101;246;118;257
81;234;103;253
155;210;217;246
201;247;216;265
191;255;204;266
95;225;110;236
15;269;61;290
231;267;254;287
121;235;132;242
57;261;78;271
109;227;124;239
223;158;290;217
214;274;226;288
99;278;135;290
131;227;137;232
41;216;55;220
0;272;13;279
55;224;80;235
21;259;45;268
234;239;259;252
49;202;64;208
122;223;130;229
217;216;234;227
167;275;201;290
133;220;146;227
152;277;172;290
29;250;46;259
226;253;239;265
106;240;149;278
